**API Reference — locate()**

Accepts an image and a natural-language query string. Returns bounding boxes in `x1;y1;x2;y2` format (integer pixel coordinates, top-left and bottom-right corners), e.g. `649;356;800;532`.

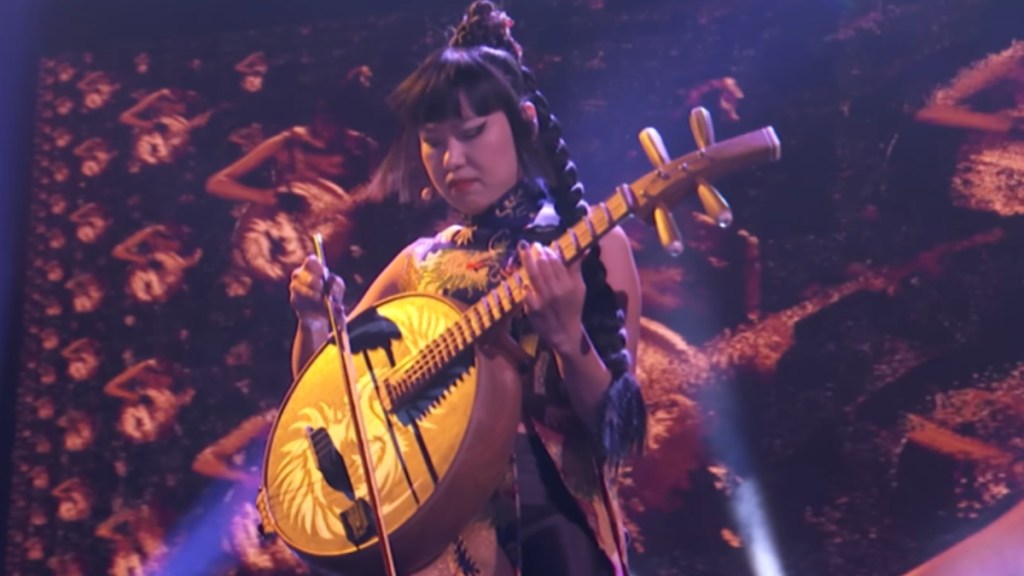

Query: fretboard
385;186;636;407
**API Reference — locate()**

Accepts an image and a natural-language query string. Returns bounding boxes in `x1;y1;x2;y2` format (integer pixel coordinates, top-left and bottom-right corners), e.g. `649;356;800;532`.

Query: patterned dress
398;181;640;576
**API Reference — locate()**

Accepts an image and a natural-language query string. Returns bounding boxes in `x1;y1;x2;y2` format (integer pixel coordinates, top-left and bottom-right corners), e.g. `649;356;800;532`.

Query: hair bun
452;1;522;61
466;0;496;19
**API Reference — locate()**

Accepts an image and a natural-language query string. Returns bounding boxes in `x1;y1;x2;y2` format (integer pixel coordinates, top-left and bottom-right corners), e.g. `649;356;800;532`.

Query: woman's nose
442;138;466;170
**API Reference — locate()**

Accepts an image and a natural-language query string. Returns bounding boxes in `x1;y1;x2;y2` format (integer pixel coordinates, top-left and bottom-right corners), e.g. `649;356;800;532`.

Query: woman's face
419;93;520;216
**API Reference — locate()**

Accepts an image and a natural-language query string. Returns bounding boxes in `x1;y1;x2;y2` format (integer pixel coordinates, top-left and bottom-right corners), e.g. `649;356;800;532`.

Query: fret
568;227;582;258
468;306;484;336
573;219;593;249
556;235;573;262
479;297;494;324
453;320;471;347
605;195;623;220
609;186;634;220
496;282;512;311
590;204;609;235
441;330;457;358
476;305;489;334
502;282;517;307
488;291;506;314
599;202;614;230
447;335;460;361
583;214;598;244
448;323;463;349
510;272;526;301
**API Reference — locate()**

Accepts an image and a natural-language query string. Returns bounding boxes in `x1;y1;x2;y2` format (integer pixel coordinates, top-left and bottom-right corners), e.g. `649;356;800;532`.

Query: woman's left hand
519;241;586;354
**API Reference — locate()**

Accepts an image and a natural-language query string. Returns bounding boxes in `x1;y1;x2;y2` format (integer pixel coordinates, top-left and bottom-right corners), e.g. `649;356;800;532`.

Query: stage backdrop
5;0;1024;574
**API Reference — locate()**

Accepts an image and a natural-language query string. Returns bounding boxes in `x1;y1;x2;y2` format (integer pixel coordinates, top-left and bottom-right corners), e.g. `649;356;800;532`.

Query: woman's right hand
289;255;345;325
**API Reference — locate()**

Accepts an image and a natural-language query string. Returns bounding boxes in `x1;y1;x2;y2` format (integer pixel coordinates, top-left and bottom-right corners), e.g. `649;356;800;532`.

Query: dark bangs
376;46;549;203
390;47;523;127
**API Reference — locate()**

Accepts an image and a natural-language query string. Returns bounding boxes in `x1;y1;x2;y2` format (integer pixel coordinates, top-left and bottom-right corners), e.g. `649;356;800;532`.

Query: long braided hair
449;1;646;465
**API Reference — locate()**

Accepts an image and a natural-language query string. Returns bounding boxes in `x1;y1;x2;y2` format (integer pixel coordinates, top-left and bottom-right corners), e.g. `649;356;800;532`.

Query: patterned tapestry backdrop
5;0;1024;574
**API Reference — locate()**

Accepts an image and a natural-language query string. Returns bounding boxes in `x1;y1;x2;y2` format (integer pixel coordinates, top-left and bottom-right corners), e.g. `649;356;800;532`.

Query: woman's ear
520;100;539;137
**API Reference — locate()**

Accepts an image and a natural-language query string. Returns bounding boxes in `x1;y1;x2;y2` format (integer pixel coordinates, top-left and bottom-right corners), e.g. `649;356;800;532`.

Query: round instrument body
262;292;521;575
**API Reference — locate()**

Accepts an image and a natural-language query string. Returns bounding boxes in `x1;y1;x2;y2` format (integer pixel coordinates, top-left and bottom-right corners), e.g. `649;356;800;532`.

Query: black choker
460;179;550;242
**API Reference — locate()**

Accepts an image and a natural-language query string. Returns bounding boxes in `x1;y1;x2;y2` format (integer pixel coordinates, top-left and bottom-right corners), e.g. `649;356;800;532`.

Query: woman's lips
447;178;476;193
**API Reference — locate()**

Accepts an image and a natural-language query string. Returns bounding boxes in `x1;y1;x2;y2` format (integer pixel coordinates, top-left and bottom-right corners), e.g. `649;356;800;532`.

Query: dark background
3;0;1024;574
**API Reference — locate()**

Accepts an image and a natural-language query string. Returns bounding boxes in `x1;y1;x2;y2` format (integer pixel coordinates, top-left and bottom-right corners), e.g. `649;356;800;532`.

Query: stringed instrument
256;109;782;575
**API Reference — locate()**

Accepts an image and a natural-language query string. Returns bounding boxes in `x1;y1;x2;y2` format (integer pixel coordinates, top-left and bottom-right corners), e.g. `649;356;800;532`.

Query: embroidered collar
459;179;555;243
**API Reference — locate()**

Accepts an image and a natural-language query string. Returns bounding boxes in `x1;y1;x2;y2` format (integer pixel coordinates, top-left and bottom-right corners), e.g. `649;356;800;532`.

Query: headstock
631;106;781;255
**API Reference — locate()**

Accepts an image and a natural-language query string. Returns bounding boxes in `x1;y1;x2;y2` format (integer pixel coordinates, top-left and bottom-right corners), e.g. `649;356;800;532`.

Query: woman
119;88;213;166
77;70;119;111
68;202;111;244
95;503;167;576
103;358;195;445
61;337;101;382
206;73;380;283
56;409;95;452
51;477;94;522
288;3;645;574
72;137;116;177
112;223;203;304
64;272;105;313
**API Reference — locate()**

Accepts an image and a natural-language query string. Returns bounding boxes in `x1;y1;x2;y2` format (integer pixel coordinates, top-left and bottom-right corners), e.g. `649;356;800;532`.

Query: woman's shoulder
406;227;460;262
596;224;635;264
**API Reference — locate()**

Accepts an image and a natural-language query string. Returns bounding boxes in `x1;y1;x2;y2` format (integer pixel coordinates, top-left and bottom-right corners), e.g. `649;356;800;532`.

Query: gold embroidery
450;227;476;246
418;246;503;296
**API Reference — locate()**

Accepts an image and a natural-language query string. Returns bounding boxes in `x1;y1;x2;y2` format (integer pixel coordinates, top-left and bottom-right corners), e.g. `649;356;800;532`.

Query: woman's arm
72;138;103;157
291;242;418;377
205;129;296;206
192;411;274;481
188;109;215;129
914;107;1019;133
51;478;82;498
903;500;1024;576
531;226;641;433
112;226;161;264
103;359;156;400
235;52;266;74
118;90;169;130
95;509;134;540
916;45;1024;129
75;71;106;91
60;338;93;358
183;248;204;267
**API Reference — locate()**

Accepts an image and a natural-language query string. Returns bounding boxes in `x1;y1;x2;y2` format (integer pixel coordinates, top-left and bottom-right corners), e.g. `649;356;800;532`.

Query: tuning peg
689;107;734;228
653;205;684;257
698;182;733;228
689;107;715;150
639;127;670;168
639;128;683;256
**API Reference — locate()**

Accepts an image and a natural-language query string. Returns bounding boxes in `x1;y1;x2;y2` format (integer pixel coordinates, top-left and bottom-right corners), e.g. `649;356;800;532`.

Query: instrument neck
386;185;635;407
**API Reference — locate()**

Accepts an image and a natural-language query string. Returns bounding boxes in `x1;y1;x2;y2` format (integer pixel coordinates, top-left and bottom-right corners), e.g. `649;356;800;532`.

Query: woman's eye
459;124;485;140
